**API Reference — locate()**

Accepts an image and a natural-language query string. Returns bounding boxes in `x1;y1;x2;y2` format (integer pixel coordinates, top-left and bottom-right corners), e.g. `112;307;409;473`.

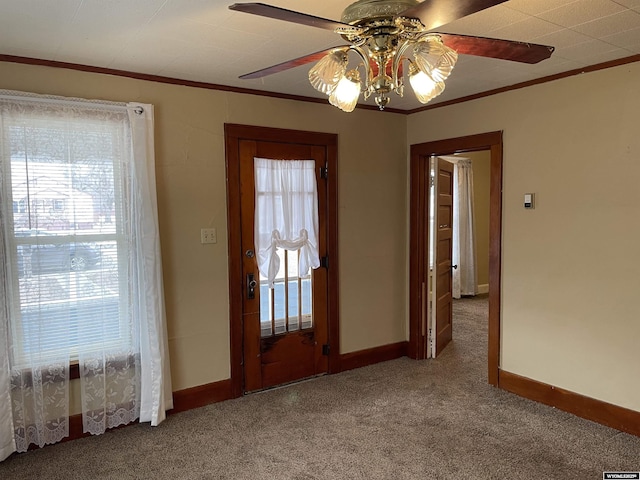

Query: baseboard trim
63;412;135;446
340;341;408;372
59;378;234;445
477;284;489;294
171;378;234;413
499;369;640;437
62;415;91;445
43;348;413;449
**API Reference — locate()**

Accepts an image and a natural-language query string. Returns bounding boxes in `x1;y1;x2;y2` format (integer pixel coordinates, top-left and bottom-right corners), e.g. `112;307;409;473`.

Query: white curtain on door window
254;158;320;288
440;156;478;298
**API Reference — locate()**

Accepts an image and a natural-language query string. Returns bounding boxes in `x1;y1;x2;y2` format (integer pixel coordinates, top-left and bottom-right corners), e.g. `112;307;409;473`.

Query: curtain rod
0;90;141;113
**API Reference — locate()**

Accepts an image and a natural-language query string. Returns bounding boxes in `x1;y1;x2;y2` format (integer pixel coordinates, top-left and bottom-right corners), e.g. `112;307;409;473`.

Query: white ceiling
1;0;640;111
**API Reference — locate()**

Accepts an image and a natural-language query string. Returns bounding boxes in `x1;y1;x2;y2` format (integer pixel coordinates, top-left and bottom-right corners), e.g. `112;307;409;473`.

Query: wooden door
239;139;329;392
433;158;454;356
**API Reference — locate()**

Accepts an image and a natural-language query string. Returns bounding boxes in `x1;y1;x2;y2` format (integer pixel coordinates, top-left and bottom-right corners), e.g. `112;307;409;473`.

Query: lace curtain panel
0;91;172;461
254;158;320;288
0;253;14;461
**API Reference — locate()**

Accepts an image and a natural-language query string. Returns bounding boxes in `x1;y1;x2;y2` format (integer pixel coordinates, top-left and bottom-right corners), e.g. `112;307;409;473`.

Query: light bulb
409;63;445;104
329;69;361;112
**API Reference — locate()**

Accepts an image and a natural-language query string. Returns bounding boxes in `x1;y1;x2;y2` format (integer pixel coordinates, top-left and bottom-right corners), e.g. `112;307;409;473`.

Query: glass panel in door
259;248;313;338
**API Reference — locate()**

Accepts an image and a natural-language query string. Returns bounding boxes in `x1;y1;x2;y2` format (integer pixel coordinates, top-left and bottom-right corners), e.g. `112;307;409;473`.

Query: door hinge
322;344;330;356
320;256;329;269
320;166;328;179
430;175;435;187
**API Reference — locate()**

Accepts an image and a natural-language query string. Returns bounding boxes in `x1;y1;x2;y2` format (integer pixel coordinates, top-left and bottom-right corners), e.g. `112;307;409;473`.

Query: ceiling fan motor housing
341;0;421;24
340;1;423;109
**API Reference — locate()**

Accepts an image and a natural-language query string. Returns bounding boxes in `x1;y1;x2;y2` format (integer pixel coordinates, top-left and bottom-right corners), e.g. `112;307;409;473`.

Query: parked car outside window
15;229;102;276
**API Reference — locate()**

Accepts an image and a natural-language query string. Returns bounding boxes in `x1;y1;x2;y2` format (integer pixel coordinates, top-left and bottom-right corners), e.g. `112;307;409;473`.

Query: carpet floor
1;295;639;479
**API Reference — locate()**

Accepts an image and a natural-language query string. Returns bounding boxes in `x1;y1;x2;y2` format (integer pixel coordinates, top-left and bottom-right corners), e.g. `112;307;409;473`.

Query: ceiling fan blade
239;47;348;79
229;3;350;31
438;33;554;64
400;0;508;31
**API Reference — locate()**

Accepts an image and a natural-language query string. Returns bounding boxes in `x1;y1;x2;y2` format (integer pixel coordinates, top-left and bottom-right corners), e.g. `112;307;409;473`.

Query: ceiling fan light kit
230;0;555;112
308;16;459;109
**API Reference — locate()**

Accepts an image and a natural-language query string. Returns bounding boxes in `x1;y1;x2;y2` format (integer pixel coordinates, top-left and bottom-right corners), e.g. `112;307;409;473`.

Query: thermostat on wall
524;193;535;209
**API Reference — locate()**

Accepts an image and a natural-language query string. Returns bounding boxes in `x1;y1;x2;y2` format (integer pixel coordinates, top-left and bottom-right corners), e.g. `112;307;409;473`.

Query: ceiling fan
229;0;555;111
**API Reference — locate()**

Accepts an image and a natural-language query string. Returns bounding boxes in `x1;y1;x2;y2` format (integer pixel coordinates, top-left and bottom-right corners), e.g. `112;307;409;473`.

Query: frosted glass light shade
413;37;458;83
409;65;445;104
309;50;348;94
329;69;361;112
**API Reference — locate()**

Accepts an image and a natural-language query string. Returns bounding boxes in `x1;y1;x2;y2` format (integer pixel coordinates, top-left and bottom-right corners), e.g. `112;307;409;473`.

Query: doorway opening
409;132;503;386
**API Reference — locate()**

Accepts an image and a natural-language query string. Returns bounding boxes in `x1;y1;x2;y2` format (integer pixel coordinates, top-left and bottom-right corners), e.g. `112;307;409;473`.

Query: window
2;104;131;367
0;92;171;454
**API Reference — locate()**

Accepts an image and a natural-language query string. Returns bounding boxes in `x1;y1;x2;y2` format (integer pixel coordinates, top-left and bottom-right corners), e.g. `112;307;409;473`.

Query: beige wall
0;61;408;394
408;62;640;413
4;58;639;417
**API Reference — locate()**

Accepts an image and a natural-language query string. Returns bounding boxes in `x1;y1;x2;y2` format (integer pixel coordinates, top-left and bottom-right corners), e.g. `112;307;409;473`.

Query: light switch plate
201;228;217;244
524;193;535;209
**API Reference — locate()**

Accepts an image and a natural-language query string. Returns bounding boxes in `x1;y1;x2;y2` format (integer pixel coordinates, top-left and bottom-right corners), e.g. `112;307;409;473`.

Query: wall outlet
201;228;217;244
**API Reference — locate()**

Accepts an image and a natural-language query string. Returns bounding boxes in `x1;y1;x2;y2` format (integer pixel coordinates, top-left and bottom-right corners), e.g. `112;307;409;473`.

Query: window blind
1;103;133;367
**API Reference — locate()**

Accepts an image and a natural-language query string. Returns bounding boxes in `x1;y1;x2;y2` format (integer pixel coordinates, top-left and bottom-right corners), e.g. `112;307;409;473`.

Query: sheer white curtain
441;156;478;298
0;92;171;460
127;104;173;427
79;104;173;435
254;158;319;287
0;230;16;461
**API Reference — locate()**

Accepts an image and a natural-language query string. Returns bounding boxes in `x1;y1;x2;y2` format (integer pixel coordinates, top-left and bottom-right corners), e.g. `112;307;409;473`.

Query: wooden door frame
409;131;503;386
224;124;340;398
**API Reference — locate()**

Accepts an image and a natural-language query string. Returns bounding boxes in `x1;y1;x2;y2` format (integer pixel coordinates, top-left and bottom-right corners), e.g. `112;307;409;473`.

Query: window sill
13;356;135;384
